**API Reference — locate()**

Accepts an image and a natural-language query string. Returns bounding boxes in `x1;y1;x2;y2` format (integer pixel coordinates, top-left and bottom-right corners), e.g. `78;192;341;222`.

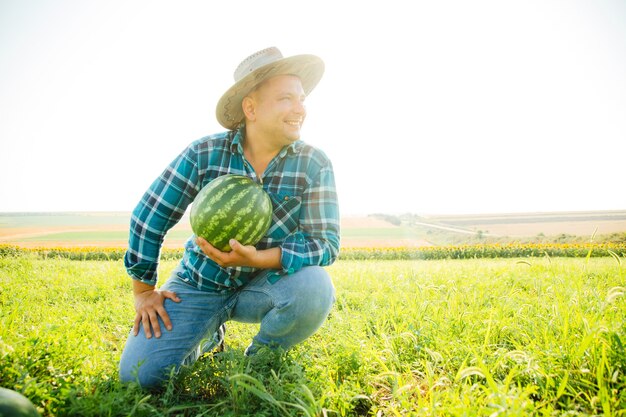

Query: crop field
419;211;626;237
1;211;626;248
1;251;625;416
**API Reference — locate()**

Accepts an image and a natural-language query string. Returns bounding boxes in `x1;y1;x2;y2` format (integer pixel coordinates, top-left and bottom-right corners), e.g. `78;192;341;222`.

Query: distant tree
370;213;402;226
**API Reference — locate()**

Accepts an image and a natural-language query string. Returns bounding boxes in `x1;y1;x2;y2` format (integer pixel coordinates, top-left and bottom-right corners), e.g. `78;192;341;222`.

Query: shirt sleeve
124;145;200;285
279;161;340;274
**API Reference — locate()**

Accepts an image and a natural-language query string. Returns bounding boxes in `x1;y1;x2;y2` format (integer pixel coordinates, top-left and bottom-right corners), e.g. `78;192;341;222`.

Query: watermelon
0;388;40;417
190;174;272;251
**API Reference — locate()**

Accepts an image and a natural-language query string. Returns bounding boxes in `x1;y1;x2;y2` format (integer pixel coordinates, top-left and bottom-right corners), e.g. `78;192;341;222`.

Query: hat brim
216;54;324;130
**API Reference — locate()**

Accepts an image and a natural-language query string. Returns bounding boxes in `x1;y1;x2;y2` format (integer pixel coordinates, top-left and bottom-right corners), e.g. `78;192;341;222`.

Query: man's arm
195;237;282;269
278;161;340;272
124;144;201;337
124;144;201;285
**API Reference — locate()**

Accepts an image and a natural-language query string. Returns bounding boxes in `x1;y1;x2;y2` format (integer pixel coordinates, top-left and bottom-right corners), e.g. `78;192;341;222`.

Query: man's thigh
230;266;335;323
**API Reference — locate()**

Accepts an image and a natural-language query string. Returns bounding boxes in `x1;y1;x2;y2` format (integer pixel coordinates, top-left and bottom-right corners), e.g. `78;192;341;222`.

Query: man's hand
196;237;282;269
195;237;258;267
132;281;181;339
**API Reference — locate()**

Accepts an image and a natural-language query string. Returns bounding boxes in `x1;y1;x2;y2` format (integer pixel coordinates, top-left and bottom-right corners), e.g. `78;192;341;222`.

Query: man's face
248;74;307;146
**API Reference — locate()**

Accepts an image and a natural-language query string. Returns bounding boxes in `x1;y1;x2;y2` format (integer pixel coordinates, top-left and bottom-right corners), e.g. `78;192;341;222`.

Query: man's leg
118;269;232;388
230;266;335;354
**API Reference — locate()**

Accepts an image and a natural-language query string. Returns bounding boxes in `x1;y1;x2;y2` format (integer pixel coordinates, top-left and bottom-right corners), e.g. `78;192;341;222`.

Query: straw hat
216;47;325;129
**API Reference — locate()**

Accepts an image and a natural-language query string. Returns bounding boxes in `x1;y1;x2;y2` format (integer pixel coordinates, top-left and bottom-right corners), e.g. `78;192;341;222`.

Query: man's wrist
132;279;156;295
255;247;282;269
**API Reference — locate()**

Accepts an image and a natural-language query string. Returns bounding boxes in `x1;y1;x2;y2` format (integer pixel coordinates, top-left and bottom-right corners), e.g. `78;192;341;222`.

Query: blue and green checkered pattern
124;127;340;292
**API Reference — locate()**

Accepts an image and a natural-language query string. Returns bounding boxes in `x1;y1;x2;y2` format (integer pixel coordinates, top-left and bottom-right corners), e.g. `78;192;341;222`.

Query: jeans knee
291;266;335;317
119;352;170;389
308;266;335;301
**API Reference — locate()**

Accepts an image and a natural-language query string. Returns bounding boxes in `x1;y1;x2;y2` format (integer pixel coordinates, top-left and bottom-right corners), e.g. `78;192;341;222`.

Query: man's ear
242;96;255;121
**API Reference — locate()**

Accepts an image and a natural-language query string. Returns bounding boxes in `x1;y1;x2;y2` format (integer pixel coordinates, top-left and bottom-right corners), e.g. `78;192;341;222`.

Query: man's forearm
253;246;282;269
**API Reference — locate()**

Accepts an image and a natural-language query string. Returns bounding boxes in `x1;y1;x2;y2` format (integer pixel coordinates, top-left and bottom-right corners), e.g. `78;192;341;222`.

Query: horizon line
1;209;626;218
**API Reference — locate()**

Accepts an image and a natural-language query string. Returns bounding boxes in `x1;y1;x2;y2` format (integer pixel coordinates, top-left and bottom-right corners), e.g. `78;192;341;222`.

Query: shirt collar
230;127;245;155
230;126;303;157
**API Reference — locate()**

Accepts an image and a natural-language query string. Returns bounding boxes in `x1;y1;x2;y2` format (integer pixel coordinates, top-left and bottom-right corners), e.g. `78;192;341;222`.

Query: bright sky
1;0;625;215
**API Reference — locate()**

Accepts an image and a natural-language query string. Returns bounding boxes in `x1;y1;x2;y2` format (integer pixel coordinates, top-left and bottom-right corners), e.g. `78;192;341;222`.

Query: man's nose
294;100;306;114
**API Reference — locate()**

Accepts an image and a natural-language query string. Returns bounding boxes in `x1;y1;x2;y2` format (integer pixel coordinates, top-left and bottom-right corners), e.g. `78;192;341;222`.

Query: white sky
1;0;625;215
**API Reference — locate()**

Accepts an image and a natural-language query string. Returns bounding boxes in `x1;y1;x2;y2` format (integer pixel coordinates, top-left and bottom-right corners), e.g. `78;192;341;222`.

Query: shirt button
284;196;290;201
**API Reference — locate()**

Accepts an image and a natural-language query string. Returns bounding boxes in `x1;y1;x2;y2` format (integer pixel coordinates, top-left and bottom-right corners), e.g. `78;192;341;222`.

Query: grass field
1;254;625;416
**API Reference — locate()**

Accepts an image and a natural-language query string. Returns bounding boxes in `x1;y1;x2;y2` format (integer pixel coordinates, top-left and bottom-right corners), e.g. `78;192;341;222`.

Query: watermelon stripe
190;175;272;251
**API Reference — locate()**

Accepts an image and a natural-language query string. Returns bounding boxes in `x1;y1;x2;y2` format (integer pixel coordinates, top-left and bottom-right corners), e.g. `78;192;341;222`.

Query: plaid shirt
124;127;340;292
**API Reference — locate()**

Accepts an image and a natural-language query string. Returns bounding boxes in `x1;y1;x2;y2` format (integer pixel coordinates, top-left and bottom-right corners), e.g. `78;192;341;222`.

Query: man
119;47;340;389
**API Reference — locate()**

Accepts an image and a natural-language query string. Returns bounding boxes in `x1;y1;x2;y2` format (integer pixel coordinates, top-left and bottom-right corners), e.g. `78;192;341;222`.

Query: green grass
1;255;625;416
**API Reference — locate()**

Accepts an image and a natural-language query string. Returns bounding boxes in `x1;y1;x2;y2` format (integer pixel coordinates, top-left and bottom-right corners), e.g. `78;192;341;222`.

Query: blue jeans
119;265;335;388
